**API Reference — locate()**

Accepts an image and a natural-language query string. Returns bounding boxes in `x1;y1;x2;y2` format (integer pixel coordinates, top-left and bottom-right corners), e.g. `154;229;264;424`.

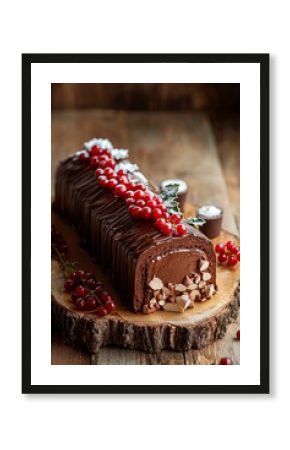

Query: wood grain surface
51;108;240;365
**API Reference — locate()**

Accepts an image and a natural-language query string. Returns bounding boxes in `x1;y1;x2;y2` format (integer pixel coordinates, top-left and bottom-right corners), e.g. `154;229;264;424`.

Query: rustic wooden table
51;109;240;365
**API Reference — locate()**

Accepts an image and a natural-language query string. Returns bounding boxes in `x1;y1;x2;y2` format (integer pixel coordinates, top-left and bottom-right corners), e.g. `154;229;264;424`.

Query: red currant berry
69;271;79;281
95;283;103;294
97;307;108;317
135;183;146;191
143;191;151;202
64;280;74;291
236;329;240;340
125;197;135;206
218;253;227;263
105;158;116;169
86;278;97;289
114;184;127;197
98;159;108;169
79;151;89;161
104;167;114;178
135;199;145;207
215;243;225;254
85;272;96;280
85;296;97;310
176;223;187;236
76;270;85;278
97;175;109;187
164;212;170;220
134;190;145;200
146;199;157;209
159;203;167;213
237;251;240;262
90;145;101;156
129;205;142;219
117;169;127;177
161;222;172;236
125;190;135;199
100;291;111;303
154;196;162;204
141;206;152;219
74;285;86;297
226;240;235;251
170;213;181;225
95;168;104;178
101;148;112;157
154;218;166;229
230;245;239;254
90;156;99;167
99;154;109;161
118;176;129;185
107;179;118;190
127;181;136;191
219;357;233;365
105;301;116;312
227;254;238;266
152;208;163;220
75;297;86;310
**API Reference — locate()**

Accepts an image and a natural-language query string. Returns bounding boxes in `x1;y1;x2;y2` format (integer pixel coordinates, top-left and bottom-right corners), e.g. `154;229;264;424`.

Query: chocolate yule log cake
54;138;217;314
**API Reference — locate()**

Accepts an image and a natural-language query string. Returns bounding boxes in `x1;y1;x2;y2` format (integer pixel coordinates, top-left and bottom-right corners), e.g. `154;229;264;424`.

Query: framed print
22;53;269;394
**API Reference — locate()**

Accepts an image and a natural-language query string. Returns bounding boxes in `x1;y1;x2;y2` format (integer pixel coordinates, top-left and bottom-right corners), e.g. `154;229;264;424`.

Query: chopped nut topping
148;277;164;290
202;272;211;281
199;260;209;272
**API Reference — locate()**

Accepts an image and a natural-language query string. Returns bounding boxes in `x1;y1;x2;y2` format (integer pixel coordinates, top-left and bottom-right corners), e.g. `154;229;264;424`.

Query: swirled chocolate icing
54;141;216;312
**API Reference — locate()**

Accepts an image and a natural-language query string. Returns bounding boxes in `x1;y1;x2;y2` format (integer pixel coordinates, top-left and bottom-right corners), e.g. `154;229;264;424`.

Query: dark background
52;83;240;112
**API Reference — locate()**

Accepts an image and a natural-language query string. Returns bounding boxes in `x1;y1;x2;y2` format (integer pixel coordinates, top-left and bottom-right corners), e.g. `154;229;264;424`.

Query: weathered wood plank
51;329;91;365
92;348;185;365
184;320;240;365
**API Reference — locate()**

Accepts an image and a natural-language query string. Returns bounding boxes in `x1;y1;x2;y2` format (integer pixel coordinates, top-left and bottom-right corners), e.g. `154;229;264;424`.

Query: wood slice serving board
52;211;240;354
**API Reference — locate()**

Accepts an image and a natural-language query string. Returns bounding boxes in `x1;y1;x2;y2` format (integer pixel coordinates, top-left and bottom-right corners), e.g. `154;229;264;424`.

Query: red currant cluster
78;145;187;237
51;224;116;317
51;224;68;256
215;240;240;266
64;270;116;317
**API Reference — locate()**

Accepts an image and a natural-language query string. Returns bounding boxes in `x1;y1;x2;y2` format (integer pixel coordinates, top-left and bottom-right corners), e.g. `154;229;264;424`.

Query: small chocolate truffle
159;179;188;212
197;205;223;239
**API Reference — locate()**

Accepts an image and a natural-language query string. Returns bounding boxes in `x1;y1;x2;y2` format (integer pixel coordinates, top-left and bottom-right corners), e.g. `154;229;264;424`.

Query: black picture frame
22;53;269;394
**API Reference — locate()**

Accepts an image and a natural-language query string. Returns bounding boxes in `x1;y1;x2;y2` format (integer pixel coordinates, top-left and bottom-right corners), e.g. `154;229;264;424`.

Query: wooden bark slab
52;211;240;354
